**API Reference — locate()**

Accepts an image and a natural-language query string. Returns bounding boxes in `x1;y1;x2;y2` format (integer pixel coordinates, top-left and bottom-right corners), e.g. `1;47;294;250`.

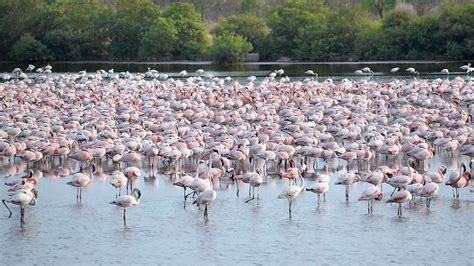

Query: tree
211;14;269;53
266;0;330;60
8;33;52;62
108;0;161;60
138;17;178;60
211;33;253;64
163;3;210;60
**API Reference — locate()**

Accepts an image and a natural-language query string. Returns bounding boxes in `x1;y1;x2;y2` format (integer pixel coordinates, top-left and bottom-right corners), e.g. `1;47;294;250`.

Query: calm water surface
0;61;471;79
0;154;472;265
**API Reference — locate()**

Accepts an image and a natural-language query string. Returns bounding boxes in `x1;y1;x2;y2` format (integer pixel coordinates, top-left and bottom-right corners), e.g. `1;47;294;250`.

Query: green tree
266;0;330;60
379;10;414;59
163;3;211;60
211;33;253;64
211;14;269;53
108;0;161;60
138;17;178;60
8;33;52;62
438;3;474;60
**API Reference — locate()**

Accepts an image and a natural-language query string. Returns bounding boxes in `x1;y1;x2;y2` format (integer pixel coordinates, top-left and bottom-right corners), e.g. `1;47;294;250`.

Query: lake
0;61;472;265
0;154;472;265
0;60;471;79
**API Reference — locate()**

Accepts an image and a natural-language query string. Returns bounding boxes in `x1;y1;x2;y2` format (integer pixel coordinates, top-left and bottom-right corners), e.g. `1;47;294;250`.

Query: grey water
0;153;472;265
0;61;471;79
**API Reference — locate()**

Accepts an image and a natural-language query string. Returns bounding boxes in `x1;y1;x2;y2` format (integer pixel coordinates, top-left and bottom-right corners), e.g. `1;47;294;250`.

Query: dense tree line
0;0;472;64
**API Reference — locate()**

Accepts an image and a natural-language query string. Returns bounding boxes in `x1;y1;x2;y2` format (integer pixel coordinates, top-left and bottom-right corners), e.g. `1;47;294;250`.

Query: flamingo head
439;166;447;175
289;159;296;168
463;172;472;181
375;191;384;201
32;187;38;199
132;188;141;200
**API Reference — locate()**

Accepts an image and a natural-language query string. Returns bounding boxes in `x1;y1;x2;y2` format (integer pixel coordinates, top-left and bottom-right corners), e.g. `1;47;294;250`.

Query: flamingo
460;63;471;71
406;67;419;75
245;170;263;203
334;171;360;201
110;188;141;227
67;172;92;202
124;167;140;193
306;182;329;208
390;67;400;73
192;189;216;222
2;188;38;227
445;163;471;198
358;186;383;214
173;169;197;206
304;70;317;76
278;175;305;217
417;178;439;209
110;170;128;198
386;189;412;217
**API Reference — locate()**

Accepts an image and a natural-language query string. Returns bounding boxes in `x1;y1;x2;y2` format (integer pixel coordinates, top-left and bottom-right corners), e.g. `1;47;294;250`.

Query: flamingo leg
345;185;349;201
20;206;25;227
2;200;12;218
391;187;397;196
245;187;255;203
317;194;320;208
123;208;126;227
204;204;208;221
288;198;293;217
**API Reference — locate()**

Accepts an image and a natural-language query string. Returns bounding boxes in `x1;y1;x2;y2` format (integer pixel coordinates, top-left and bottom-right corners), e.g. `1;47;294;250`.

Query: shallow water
0;61;471;78
0;153;472;265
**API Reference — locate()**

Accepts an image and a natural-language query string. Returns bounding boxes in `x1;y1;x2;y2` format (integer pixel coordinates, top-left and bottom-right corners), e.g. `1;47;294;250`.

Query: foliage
0;0;472;63
211;33;253;64
138;17;178;61
8;33;52;62
212;14;269;53
163;3;210;60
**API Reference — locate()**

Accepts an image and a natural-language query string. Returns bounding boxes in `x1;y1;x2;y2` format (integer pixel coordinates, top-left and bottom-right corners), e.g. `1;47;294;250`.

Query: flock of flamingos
0;64;473;227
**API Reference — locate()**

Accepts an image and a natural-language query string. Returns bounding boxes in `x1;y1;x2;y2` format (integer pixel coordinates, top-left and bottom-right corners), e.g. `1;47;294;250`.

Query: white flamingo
110;188;141;227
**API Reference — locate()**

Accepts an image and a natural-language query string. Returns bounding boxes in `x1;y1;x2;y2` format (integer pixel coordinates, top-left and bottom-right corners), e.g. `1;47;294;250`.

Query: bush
8;33;52;62
163;3;210;60
138;18;178;61
211;33;253;64
212;14;269;52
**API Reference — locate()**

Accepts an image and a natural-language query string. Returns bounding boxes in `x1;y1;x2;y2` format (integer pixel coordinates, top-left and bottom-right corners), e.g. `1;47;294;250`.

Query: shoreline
0;60;469;65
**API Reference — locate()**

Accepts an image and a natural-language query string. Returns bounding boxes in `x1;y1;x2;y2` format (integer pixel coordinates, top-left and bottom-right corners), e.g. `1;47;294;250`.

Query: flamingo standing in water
334;171;360;201
246;170;263;203
2;188;38;227
110;170;127;198
358;186;383;214
124;167;140;194
67;163;95;202
445;163;471;198
306;181;329;208
386;189;412;217
417;177;440;209
110;188;141;227
173;169;198;206
278;175;305;217
193;188;216;222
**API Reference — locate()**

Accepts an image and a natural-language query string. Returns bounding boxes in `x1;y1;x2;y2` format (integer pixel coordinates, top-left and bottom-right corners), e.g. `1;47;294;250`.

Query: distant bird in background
406;67;419;75
26;64;35;72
